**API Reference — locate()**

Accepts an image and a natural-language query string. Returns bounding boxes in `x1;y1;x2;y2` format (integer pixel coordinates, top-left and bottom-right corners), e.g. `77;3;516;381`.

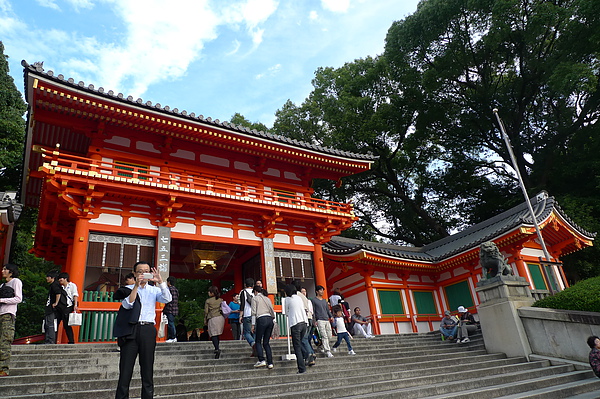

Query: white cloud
226;40;241;56
66;0;94;11
255;63;281;80
35;0;61;11
309;10;318;20
0;1;28;39
219;0;278;48
321;0;350;13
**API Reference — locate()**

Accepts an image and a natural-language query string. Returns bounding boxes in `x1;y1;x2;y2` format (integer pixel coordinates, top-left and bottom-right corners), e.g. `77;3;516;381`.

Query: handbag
0;283;14;298
158;313;167;338
68;312;82;326
221;300;232;318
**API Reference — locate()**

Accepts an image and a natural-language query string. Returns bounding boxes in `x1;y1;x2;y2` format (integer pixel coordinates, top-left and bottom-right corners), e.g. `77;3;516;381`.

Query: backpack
220;300;232;318
0;283;15;298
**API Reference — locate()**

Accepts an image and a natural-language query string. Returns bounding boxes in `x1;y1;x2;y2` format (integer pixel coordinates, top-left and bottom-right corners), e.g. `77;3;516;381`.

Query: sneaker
308;354;316;366
332;347;338;353
267;364;274;369
366;335;374;338
326;351;334;358
165;338;177;343
214;349;221;359
457;339;462;344
348;350;356;355
461;337;470;343
254;360;267;368
320;348;325;353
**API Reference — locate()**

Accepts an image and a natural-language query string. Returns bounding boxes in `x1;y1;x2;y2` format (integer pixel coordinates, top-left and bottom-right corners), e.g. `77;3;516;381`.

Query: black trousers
115;324;156;399
55;306;75;344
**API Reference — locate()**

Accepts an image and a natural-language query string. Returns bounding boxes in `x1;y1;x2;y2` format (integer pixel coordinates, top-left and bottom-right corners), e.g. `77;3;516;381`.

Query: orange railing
38;148;354;216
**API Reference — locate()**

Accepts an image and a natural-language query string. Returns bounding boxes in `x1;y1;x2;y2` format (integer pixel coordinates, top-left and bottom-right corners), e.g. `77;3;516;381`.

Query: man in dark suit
114;262;172;399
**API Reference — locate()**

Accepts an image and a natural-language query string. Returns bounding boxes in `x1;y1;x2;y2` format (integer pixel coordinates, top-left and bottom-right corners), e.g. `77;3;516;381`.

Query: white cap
458;306;467;313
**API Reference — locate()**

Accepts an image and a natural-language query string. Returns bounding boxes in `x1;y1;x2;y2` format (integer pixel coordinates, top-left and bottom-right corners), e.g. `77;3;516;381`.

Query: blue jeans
242;316;255;346
290;322;308;373
301;320;314;355
165;313;176;340
332;331;352;351
255;316;274;365
440;325;458;338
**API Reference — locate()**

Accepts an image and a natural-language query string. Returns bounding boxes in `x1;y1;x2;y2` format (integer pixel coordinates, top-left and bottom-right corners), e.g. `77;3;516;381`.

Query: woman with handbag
204;286;225;359
0;264;23;377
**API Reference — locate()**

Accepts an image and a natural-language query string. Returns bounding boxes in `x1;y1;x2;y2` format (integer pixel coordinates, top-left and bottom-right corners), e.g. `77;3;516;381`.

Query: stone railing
518;306;600;363
530;289;552;302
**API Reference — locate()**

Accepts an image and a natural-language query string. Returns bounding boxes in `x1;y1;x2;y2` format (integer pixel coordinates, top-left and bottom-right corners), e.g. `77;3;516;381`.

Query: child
331;305;355;355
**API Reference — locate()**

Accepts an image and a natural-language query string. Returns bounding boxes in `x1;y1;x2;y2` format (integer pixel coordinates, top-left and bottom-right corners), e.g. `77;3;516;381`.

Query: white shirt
122;282;172;324
330;294;342;307
334;316;347;333
242;288;254;318
284;295;308;328
63;282;79;307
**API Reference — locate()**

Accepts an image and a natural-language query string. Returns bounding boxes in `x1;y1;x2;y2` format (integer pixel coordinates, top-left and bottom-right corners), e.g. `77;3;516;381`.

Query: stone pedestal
476;276;534;359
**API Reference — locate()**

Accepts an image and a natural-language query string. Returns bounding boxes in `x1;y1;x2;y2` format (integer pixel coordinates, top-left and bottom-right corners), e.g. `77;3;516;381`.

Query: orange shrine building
19;62;594;342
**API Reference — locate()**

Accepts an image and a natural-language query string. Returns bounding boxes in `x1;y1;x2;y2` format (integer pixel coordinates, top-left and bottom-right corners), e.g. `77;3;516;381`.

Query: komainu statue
479;241;513;279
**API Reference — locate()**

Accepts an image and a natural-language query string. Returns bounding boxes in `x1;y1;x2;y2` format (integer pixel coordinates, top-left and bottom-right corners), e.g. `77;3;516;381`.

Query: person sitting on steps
440;310;458;341
456;306;477;343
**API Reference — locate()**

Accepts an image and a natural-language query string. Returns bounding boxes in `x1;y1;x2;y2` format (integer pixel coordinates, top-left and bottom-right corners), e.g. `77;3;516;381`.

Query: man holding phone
115;261;172;399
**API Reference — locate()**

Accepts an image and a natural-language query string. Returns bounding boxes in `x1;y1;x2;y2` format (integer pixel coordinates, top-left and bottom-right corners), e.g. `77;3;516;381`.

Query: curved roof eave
22;60;378;165
324;191;595;264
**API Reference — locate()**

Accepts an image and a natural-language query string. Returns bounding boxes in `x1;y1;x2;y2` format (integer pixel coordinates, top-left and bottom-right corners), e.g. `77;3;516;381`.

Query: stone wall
519;306;600;363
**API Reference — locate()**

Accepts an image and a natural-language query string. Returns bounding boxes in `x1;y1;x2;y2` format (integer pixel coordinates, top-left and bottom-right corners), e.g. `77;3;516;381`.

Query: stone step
4;331;598;399
8;337;487;373
492;377;600;399
418;365;591;399
1;350;515;395
6;343;489;377
337;367;591;399
2;357;542;398
245;363;573;399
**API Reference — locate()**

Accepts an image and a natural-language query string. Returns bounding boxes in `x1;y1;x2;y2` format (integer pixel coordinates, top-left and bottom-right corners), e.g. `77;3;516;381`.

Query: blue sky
1;0;420;127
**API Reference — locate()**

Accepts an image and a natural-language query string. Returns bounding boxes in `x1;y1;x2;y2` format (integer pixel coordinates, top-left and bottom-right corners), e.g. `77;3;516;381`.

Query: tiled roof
21;60;377;162
324;191;595;262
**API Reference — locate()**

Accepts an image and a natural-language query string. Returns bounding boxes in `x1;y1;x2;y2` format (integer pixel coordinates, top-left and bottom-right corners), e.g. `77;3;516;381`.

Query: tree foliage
10;208;58;338
0;41;27;190
229;112;269;133
533;275;600;312
271;0;600;278
383;0;600;276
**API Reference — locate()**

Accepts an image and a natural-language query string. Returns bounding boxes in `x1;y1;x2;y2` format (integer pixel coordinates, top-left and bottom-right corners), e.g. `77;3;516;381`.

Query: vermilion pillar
69;217;90;296
62;217;89;343
313;244;328;298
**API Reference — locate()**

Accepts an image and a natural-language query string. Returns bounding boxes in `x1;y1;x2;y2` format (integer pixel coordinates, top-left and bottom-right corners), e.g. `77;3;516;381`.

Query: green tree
273;56;505;245
0;41;27;190
383;0;600;276
229;112;269;133
10;208;58;338
175;278;210;331
272;0;600;280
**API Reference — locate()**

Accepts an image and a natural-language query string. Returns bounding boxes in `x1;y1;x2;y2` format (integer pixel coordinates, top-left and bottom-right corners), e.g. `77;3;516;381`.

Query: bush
532;276;600;312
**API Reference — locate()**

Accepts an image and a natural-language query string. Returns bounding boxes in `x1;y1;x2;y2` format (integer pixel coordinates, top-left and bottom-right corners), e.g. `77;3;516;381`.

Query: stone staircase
4;332;600;398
